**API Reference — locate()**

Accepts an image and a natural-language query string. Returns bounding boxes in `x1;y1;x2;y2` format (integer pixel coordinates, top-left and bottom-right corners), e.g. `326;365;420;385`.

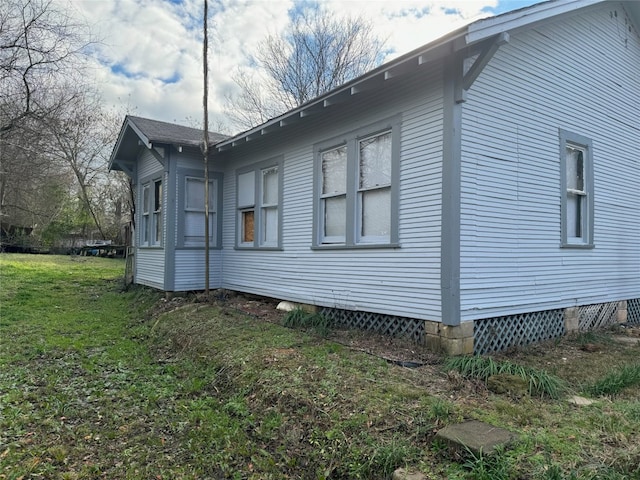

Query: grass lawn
1;254;639;479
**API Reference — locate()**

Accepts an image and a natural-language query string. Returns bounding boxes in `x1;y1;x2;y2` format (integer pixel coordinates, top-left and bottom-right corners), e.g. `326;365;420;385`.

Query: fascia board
126;118;152;149
465;0;603;44
108;117;134;170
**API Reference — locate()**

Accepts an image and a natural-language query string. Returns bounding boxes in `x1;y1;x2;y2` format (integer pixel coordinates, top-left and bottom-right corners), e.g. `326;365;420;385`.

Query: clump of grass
283;307;333;336
584;362;640;397
444;356;564;399
462;446;512;480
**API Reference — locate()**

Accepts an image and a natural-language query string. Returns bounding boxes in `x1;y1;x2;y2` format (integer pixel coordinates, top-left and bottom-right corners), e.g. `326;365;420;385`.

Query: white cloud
68;0;518;133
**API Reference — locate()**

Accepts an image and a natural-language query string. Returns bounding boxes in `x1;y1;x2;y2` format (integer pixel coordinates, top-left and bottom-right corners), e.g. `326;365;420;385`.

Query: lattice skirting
577;302;619;330
474;309;565;355
627;298;640;325
318;307;425;343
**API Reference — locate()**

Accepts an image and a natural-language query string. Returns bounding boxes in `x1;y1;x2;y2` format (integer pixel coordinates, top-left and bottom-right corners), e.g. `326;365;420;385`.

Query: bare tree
42;90;120;240
224;5;386;130
0;0;91;133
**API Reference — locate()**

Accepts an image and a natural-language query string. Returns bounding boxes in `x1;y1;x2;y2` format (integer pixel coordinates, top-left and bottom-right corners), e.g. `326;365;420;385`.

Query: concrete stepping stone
435;420;518;456
391;468;427;480
567;395;595;406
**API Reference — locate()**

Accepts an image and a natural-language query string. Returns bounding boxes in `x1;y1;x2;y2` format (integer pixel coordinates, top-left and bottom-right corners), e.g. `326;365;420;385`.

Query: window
314;117;400;248
153;180;162;245
321;146;347;243
184;176;217;247
141;178;162;246
560;130;593;248
142;183;150;245
236;159;282;248
359;132;392;241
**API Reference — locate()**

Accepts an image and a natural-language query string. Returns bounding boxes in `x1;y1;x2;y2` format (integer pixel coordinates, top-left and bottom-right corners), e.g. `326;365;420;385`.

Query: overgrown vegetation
283;307;334;336
2;254;640;479
584;362;640;397
444;355;565;399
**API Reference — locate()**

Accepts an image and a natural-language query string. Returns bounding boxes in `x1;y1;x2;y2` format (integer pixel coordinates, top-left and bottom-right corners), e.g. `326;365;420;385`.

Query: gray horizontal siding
135;149;166;289
219;64;445;321
460;3;640;320
138;149;163;179
174;250;223;290
136;249;165;289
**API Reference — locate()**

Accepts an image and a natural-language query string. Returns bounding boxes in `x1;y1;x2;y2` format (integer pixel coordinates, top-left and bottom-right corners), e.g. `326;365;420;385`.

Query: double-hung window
560;129;594;248
358;131;392;242
141;178;162;247
184;176;217;247
321;146;347;243
236;159;282;249
314;116;400;248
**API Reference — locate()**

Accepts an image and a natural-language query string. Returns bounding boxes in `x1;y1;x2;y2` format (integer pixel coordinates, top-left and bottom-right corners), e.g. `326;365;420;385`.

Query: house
110;0;640;354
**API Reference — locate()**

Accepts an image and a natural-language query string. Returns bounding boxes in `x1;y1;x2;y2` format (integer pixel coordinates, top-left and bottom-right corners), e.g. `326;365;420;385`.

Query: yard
1;254;639;479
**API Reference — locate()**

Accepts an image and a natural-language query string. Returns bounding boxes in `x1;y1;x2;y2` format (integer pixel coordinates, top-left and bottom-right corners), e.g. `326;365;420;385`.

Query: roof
111;0;637;166
109;115;228;171
215;0;632;152
126;116;228;147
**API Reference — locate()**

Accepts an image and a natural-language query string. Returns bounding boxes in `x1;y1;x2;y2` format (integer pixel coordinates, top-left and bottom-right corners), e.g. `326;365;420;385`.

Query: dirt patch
215;291;441;367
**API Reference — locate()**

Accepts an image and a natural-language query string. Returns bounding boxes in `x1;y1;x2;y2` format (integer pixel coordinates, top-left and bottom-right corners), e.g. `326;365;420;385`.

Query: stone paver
568;395;595;406
391;467;427;480
435;420;518;455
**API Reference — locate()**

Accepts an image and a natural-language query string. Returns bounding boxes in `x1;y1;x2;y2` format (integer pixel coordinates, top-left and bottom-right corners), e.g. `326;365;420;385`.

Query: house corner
424;320;474;355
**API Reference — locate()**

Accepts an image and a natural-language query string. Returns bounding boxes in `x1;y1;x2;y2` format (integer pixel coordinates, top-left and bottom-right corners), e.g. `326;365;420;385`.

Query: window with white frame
153;180;162;245
184;176;217;247
321;146;347;243
261;167;279;245
141;178;162;246
560;130;593;248
142;183;150;245
314;117;399;248
358;131;392;242
236;160;282;248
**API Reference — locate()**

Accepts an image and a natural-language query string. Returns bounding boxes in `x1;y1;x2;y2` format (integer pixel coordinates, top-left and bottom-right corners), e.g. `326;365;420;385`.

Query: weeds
461;446;512;480
444;355;565;399
584;362;640;397
283;307;333;336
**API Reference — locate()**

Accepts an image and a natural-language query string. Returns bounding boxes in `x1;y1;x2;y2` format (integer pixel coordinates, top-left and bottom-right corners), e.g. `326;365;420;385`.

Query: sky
70;0;545;134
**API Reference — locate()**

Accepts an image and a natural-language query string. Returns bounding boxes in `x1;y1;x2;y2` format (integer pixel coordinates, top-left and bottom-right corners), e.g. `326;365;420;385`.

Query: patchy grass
1;254;640;479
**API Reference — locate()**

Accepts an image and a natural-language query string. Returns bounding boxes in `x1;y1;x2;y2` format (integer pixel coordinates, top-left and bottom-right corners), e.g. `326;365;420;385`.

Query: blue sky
71;0;546;132
492;0;545;14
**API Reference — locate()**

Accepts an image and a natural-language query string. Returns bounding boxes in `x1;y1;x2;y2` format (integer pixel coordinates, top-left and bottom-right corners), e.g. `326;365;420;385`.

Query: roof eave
214;26;468;151
108;116;152;172
465;0;603;43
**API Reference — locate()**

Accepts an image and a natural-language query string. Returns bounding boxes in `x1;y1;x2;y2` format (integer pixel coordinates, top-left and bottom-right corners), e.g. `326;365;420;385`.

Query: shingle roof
127;115;228;146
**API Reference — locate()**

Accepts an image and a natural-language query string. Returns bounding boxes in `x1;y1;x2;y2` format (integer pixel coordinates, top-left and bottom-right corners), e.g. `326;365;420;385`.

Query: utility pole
202;0;210;295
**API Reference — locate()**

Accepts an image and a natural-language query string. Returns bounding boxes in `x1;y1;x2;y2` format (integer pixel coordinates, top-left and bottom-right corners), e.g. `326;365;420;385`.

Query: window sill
139;245;163;249
311;243;400;251
560;242;594;249
234;246;283;251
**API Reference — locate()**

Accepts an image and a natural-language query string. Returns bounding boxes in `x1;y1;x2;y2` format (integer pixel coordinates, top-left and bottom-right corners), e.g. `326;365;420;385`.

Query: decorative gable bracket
455;32;510;103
